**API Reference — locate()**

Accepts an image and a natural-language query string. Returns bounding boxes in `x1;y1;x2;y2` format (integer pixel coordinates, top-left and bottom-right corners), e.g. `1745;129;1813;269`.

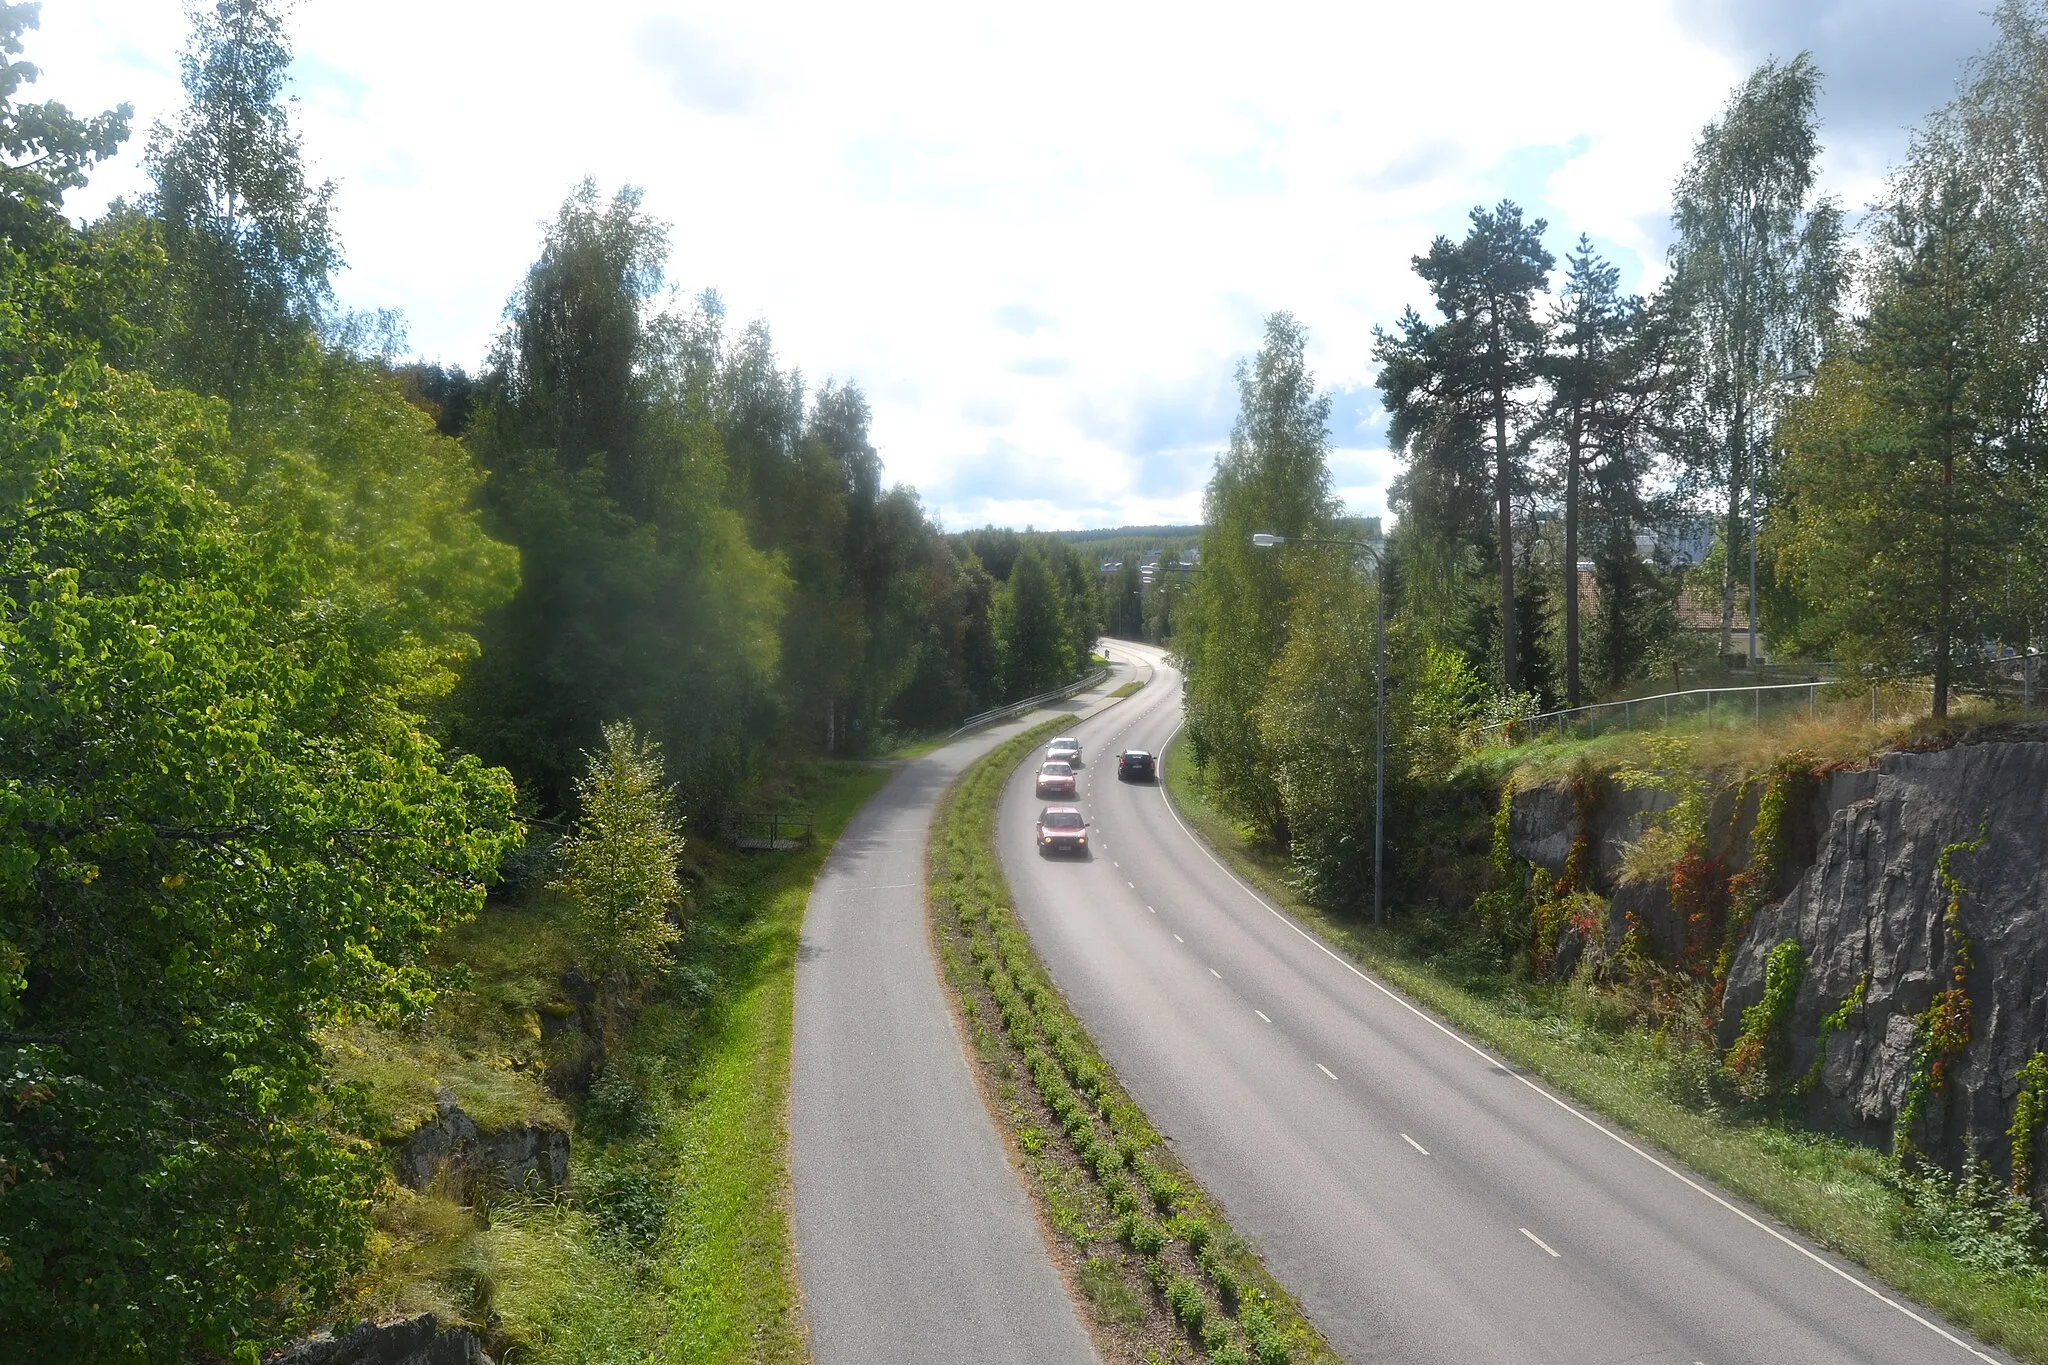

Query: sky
29;0;2001;531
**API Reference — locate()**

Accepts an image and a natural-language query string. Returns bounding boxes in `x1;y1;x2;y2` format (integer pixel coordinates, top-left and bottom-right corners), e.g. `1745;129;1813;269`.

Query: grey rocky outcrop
1719;740;2048;1183
394;1092;569;1195
1509;736;2048;1192
274;1313;492;1365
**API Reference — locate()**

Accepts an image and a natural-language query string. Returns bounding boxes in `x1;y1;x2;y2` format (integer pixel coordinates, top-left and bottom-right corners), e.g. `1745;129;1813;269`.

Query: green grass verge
343;760;893;1363
930;717;1336;1365
1110;679;1146;699
1161;733;2048;1364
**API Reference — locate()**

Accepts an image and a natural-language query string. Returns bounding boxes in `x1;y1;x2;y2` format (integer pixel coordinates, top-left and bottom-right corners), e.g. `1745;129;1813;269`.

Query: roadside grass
1162;731;2048;1364
1110;679;1146;699
930;717;1337;1365
338;760;893;1363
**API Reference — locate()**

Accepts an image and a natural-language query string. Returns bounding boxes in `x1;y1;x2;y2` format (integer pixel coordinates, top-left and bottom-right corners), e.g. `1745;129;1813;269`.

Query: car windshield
1042;810;1083;829
1041;762;1072;775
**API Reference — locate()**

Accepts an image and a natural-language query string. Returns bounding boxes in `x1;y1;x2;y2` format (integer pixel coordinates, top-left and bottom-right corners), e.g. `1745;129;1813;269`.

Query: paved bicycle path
790;662;1136;1364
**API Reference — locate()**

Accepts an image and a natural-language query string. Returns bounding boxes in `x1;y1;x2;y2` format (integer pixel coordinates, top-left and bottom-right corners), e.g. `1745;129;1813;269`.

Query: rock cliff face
393;1092;570;1196
275;1313;492;1365
1721;741;2048;1182
1507;737;2048;1193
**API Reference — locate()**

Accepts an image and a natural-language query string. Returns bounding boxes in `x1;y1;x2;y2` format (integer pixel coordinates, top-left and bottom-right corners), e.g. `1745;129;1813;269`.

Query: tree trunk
1497;388;1517;691
1564;416;1581;709
1935;448;1954;720
1720;428;1740;665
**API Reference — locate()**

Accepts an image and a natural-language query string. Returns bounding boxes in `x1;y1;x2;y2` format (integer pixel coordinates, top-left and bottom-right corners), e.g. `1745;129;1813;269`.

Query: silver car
1047;736;1083;768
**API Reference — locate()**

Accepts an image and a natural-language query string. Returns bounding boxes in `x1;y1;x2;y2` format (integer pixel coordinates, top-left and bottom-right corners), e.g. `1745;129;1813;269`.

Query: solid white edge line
1521;1227;1561;1258
1316;1062;1337;1080
1150;716;2003;1364
1402;1133;1430;1156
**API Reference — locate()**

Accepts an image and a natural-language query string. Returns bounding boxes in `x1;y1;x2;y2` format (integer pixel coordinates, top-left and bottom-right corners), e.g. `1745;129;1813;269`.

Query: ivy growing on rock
1896;828;1987;1154
1725;939;1805;1100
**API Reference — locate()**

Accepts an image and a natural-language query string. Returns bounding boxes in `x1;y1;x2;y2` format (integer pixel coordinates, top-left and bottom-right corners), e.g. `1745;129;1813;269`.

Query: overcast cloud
31;0;1997;530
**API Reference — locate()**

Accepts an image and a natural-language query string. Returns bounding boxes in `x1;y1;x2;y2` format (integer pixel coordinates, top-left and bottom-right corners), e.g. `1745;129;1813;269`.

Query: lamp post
1252;531;1387;926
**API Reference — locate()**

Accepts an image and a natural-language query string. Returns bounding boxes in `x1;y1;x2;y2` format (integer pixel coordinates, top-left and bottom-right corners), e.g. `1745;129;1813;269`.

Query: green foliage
1184;312;1335;841
994;542;1075;698
0;370;520;1359
552;721;686;982
1888;1157;2048;1278
1774;175;2034;716
1376;201;1554;691
2011;1053;2048;1200
1666;52;1842;662
1896;829;1986;1152
1725;939;1805;1099
142;0;340;403
1798;973;1867;1097
1256;553;1383;903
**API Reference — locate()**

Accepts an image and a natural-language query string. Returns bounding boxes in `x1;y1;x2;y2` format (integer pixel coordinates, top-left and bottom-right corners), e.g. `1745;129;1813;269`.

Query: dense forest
1183;2;2048;909
0;1;1103;1356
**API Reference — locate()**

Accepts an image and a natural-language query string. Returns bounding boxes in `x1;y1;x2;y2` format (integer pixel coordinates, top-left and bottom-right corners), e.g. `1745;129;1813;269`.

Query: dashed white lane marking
1402;1133;1430;1156
1147;906;1156;914
1173;934;1184;943
1147;717;2001;1364
1209;967;1222;979
1127;880;1136;889
1520;1228;1561;1259
1316;1063;1337;1080
1254;1009;1271;1023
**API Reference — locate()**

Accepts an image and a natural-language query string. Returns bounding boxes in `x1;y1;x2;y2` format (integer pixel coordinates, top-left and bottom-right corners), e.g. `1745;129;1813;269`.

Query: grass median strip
1161;731;2048;1363
929;717;1336;1365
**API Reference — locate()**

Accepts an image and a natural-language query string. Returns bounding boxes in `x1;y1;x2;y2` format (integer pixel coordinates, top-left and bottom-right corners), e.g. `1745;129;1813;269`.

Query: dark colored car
1035;761;1077;798
1117;749;1156;781
1036;805;1088;855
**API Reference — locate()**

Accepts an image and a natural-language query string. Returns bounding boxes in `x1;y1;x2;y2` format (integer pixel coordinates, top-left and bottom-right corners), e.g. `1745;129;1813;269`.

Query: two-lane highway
999;640;2009;1365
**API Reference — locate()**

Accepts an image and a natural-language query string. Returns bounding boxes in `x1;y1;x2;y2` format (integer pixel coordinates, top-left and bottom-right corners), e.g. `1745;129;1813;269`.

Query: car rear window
1043;810;1083;829
1041;762;1072;775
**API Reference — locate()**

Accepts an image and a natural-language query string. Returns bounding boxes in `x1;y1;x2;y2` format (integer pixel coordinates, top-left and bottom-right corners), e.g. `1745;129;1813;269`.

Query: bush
1119;1212;1165;1256
1888;1158;2048;1277
582;1066;649;1140
581;1167;670;1246
1165;1273;1207;1334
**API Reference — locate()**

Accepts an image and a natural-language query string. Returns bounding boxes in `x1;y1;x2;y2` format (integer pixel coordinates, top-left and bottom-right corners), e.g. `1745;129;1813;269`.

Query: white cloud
30;0;1970;529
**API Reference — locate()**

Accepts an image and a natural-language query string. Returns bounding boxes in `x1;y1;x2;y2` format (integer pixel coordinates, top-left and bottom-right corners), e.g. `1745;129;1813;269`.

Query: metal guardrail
1483;651;2045;747
948;665;1111;739
1483;680;1834;744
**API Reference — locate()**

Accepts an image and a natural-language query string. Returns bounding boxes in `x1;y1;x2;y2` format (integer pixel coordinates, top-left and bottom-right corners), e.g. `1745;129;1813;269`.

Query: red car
1035;760;1077;799
1036;805;1088;855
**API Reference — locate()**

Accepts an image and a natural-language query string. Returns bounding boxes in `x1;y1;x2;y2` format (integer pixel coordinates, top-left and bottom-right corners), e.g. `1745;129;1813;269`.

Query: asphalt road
998;640;2012;1365
790;670;1144;1365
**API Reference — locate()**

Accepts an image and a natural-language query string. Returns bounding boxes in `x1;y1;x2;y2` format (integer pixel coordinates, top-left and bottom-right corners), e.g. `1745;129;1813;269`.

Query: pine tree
1376;202;1553;689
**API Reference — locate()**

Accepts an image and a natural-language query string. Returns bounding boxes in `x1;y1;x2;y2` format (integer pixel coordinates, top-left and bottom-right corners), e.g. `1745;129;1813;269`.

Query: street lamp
1252;531;1388;926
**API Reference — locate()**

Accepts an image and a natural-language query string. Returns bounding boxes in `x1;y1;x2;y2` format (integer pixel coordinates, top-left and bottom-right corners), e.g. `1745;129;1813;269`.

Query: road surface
997;640;2010;1365
791;667;1147;1365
